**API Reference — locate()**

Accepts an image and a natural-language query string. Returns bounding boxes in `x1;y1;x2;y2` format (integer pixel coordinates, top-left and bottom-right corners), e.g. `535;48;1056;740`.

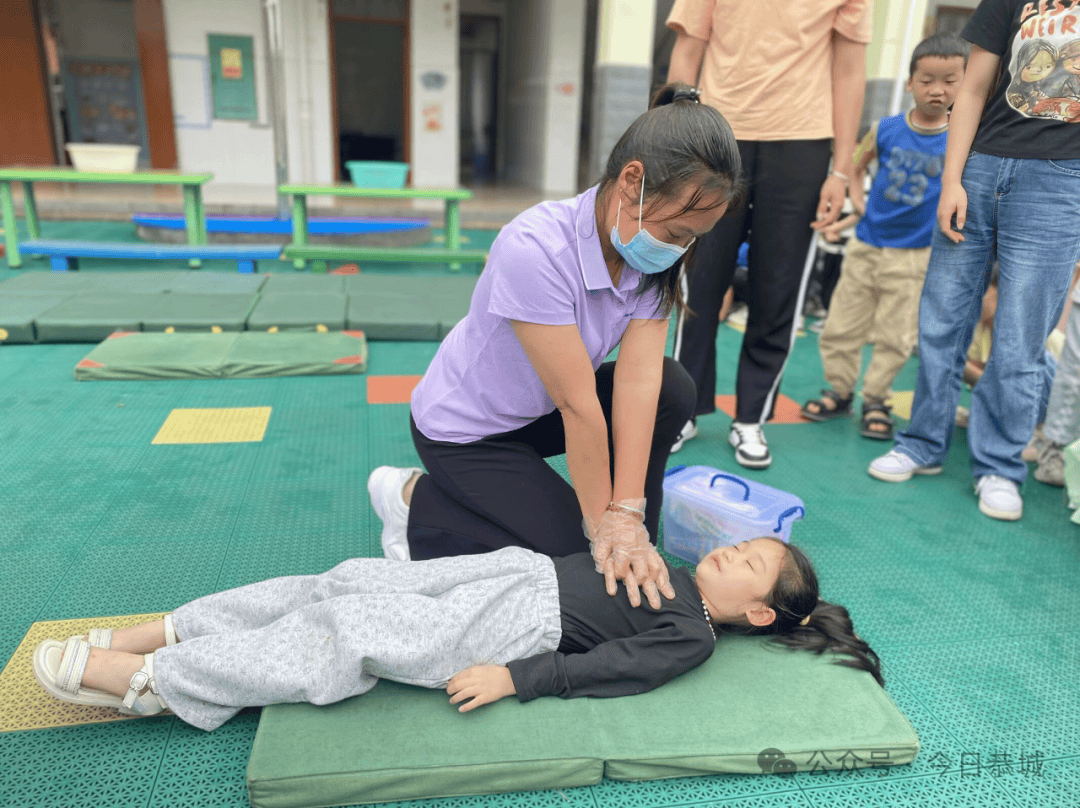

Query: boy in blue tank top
801;35;969;441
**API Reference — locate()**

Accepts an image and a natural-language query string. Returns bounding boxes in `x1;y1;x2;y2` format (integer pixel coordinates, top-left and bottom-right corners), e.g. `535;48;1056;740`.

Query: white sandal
32;637;168;716
68;614;178;650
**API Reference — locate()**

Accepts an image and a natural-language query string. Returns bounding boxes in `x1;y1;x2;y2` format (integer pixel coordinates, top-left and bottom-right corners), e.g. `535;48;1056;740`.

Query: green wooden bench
279;184;484;271
0;167;214;269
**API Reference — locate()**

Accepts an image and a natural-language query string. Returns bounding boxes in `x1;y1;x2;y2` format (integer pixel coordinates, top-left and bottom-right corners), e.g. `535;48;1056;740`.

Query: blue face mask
609;175;693;275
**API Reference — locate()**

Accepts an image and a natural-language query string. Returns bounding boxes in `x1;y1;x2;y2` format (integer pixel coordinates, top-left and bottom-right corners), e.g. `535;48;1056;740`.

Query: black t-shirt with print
964;0;1080;158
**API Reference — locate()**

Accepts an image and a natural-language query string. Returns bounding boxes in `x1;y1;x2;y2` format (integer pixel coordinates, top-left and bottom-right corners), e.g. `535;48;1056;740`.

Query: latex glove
590;498;675;609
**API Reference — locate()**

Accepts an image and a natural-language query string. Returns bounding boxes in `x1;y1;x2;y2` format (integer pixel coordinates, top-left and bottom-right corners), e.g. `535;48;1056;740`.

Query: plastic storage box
661;465;805;564
345;161;409;188
65;143;140;173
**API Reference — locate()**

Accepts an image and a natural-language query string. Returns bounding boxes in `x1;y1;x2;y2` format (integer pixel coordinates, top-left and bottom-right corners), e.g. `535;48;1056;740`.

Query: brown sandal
801;389;854;422
860;401;895;440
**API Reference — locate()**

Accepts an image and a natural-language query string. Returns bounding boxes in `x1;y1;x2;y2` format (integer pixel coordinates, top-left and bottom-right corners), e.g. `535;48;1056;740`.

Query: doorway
330;0;409;181
459;14;499;185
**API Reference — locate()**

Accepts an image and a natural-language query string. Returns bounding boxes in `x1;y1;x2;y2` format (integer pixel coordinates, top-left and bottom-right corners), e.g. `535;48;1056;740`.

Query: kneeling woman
34;538;881;731
369;83;742;608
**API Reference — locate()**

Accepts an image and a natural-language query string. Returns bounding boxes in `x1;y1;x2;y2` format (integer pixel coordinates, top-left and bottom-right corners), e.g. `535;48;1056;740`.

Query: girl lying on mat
33;539;881;731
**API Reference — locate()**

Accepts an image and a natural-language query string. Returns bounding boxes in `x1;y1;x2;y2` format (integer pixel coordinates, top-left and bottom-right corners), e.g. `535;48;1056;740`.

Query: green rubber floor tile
264;373;365;411
0;718;170;807
882;635;1080;758
0;481;132;553
799;769;1038;807
38;541;231;619
148;712;261;808
246;423;368;483
168;378;282;409
592;772;811;807
128;442;263;488
994;756;1080;807
89;482;250;548
219;480;371;588
0;548;78;635
865;681;957;781
364;340;440;375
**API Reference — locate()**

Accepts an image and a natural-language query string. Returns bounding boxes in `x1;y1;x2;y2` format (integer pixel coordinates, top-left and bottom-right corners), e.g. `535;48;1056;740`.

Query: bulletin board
62;58;151;161
208;34;258;121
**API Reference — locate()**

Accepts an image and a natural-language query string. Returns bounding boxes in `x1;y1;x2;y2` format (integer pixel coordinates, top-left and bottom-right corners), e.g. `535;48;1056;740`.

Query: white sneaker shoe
367;466;422;560
729;422;771;469
975;475;1023;521
867;450;943;482
670;419;698;453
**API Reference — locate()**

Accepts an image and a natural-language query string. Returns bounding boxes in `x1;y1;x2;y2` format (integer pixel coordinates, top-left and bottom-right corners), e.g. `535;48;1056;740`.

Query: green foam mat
73;270;191;294
246;636;917;808
33;293;163;342
74;331;367;380
0;294;71;343
344;274;477;340
261;274;346;295
142;293;260;333
247;293;348;332
0;270;93;294
168;272;269;294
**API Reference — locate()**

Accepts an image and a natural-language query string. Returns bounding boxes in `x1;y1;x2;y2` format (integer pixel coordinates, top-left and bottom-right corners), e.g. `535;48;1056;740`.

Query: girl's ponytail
718;539;884;688
772;601;884;687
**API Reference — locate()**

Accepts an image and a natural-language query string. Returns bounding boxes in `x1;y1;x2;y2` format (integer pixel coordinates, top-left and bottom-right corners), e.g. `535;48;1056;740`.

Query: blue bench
19;240;283;274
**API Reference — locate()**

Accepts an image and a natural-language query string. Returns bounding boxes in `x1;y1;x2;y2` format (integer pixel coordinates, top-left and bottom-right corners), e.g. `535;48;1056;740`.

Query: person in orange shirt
666;0;872;469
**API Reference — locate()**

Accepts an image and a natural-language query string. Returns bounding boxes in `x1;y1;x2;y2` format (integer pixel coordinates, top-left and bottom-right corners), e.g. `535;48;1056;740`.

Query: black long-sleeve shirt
506;553;716;701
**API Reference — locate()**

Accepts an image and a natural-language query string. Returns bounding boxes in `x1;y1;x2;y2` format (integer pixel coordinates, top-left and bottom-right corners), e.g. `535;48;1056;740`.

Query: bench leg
50;256;77;271
290;195;308;270
182;184;203;268
237;258;255;274
0;181;20;268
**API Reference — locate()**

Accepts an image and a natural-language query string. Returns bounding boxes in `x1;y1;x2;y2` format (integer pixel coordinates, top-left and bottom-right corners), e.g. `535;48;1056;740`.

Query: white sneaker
975;475;1023;521
671;419;698;453
729;422;771;469
367;466;422;560
867;450;943;482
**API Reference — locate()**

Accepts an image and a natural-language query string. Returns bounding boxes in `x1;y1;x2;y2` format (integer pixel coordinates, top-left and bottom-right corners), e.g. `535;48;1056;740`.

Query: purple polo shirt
411;185;667;444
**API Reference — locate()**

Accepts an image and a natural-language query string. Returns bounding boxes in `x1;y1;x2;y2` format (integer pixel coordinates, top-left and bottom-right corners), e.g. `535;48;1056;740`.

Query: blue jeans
895;152;1080;484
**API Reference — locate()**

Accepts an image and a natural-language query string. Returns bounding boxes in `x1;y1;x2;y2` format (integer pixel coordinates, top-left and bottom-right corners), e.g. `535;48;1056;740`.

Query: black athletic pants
407;357;695;560
674;139;832;423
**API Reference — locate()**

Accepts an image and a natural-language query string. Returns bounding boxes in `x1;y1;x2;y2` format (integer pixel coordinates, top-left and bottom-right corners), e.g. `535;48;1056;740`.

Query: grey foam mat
142;293;260;333
167;272;269;294
246;293;348;332
344;274;477;340
0;294;72;343
33;294;164;343
260;274;346;295
0;271;94;295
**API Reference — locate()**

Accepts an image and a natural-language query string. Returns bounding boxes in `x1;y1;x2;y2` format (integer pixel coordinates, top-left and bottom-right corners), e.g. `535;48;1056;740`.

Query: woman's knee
659;357;697;426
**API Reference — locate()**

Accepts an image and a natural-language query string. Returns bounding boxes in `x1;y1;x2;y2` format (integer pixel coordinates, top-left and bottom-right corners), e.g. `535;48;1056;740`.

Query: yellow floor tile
152;406;272;444
0;614;168;732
